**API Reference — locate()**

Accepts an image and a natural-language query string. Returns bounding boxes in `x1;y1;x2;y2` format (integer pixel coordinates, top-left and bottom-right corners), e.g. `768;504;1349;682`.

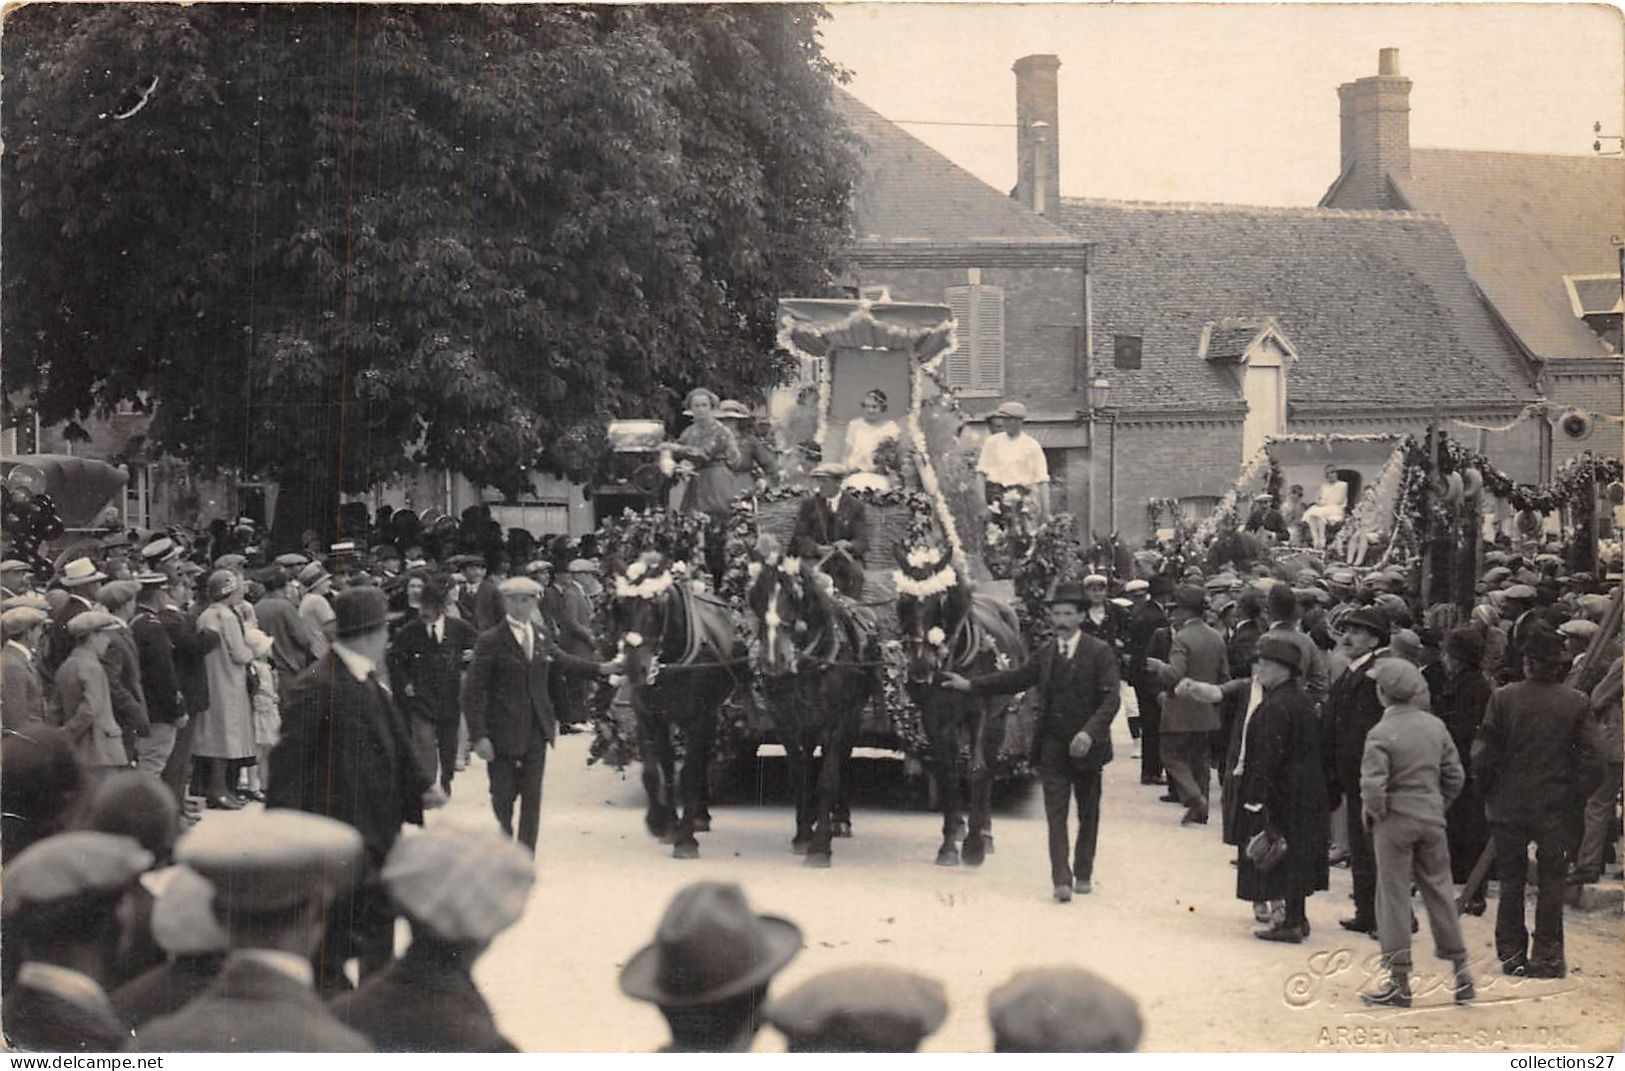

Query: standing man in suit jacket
1145;585;1229;826
1122;577;1169;786
462;576;618;851
270;587;443;993
387;578;476;797
1321;607;1391;936
945;583;1121;903
129;577;187;777
2;607;52;730
43;557;107;675
789;463;869;599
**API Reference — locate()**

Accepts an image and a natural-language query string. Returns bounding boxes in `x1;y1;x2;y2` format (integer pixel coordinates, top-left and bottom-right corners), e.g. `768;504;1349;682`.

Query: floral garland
1012;512;1089;640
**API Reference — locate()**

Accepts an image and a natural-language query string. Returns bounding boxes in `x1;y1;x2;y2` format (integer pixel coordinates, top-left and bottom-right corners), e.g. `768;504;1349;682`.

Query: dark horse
746;553;880;867
611;557;744;859
893;543;1025;867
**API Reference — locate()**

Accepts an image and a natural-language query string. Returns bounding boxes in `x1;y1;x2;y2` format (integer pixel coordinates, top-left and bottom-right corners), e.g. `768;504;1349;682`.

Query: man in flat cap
93;579;151;764
766;966;948;1053
110;867;229;1030
976;401;1050;518
54;611;130;773
1;558;35;599
986;966;1142;1052
331;829;534;1051
945;583;1121;901
790;462;870;599
620;882;801;1052
132;811;373;1051
1144;585;1228;826
271;587;442;993
1473;627;1606;979
1;831;152;1051
2;605;53;730
1359;658;1472;1007
462;575;618;851
386;577;477;797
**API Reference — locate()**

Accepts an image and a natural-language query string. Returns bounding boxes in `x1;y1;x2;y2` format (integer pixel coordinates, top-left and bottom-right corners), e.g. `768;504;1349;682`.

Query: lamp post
1086;375;1111;538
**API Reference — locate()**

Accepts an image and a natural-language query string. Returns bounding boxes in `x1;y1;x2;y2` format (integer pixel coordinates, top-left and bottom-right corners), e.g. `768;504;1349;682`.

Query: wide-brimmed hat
620;882;801;1008
334;587;389;638
58;558;108;588
991;401;1028;421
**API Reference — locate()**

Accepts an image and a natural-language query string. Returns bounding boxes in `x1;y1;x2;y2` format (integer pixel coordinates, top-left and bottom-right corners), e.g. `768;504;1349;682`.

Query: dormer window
1562;274;1622;351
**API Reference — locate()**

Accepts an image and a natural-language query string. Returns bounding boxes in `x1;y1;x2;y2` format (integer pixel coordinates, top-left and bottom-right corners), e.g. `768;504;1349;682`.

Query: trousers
1346;784;1377;922
1160;730;1210;819
1036;734;1103;888
316;870;396;997
159;715;197;807
134;723;178;777
1133;685;1163;781
410;715;462;794
1372;813;1466;971
489;733;549;851
1575;762;1622;879
1491;820;1568;968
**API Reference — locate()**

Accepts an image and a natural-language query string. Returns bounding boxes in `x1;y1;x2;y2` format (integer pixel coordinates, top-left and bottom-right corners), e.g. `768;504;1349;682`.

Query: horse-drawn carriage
591;299;1033;867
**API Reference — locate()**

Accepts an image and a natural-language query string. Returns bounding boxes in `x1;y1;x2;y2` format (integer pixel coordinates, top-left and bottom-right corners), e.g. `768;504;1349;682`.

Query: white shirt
507;616;535;660
234;949;315;988
1056;630;1079;662
331;641;377;683
6;640;32;663
976;431;1049;487
826;493;842;515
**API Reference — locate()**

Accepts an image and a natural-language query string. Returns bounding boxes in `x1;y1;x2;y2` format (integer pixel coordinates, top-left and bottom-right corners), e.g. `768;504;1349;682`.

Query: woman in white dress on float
1303;464;1349;549
842;388;901;492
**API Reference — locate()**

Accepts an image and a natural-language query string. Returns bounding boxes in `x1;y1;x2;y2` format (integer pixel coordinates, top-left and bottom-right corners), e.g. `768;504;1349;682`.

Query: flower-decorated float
588;298;1034;785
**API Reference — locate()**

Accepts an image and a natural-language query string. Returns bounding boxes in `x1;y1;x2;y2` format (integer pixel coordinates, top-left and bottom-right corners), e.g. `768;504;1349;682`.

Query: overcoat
1234;680;1330;903
193;604;256;759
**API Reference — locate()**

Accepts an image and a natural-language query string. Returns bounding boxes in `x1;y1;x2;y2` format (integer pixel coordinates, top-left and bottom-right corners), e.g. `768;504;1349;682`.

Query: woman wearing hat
1437;626;1492;912
1233;635;1329;943
662;388;741;581
840;389;902;490
194;571;258;809
716;399;779;497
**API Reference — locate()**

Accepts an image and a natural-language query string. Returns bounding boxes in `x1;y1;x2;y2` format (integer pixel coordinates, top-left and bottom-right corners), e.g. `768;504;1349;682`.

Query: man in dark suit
1122;576;1170;785
945;583;1121;902
789;463;869;599
1145;585;1229;826
269;587;442;992
387;578;476;796
42;557;107;674
132;811;374;1052
157;565;217;810
1321;607;1390;935
462;576;616;851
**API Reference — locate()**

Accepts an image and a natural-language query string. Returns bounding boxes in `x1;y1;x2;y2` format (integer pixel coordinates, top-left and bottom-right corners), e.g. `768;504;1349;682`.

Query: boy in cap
331;829;535;1051
1;831;153;1051
2;605;52;730
986;966;1142;1052
620;882;801;1052
766;966;947;1052
54;611;130;772
270;587;443;993
132;811;373;1051
1473;627;1607;978
1359;658;1472;1007
945;583;1121;901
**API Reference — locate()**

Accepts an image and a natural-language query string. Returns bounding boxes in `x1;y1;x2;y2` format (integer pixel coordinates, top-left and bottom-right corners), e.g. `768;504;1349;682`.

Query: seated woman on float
841;389;903;493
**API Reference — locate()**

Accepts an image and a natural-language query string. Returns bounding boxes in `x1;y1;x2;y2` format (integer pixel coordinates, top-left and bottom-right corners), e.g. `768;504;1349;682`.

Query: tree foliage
3;3;858;532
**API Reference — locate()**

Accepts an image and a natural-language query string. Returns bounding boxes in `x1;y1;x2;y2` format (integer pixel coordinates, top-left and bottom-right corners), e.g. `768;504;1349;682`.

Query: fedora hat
1047;582;1088;609
991;401;1028;421
58;558;107;588
620;882;801;1008
334;587;389;638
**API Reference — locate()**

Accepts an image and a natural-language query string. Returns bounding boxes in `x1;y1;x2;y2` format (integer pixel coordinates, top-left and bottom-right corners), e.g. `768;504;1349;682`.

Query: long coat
1234;680;1329;903
1322;654;1385;810
1438;664;1492;882
130;610;184;726
269;653;429;869
131;954;373;1052
1153;617;1228;733
54;645;129;768
387;615;477;725
329;944;517;1052
194;603;256;759
1;643;50;730
161;605;217;718
789;493;870;599
461;624;600;759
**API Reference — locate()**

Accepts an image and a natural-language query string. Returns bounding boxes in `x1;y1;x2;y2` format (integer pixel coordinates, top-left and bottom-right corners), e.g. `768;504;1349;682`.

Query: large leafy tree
3;4;857;538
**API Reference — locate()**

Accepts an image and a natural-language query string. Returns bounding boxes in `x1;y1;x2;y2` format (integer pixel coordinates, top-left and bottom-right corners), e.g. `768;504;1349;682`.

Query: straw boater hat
58;558;108;588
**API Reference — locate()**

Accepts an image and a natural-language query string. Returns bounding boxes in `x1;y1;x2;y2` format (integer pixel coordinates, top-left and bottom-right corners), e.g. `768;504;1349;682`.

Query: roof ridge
1059;196;1447;222
1412;145;1624;163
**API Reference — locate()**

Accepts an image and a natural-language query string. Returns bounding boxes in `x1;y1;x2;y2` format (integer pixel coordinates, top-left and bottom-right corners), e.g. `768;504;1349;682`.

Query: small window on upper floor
1113;334;1143;370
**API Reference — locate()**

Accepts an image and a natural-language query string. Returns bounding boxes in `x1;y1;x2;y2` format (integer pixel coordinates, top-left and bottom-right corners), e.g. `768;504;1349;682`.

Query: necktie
432;620;441;644
522;626;534;661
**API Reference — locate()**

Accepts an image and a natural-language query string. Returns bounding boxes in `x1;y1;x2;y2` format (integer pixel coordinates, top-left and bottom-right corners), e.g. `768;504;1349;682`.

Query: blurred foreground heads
988;966;1143;1052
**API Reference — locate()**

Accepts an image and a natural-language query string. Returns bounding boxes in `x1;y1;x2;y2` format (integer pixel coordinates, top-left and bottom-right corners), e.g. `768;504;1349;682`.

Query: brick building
1320;48;1624;468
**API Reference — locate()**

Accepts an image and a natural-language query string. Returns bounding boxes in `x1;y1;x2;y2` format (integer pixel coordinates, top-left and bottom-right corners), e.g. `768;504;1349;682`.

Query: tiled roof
1394;149;1623;359
833;90;1076;244
1202;322;1269;363
1056;198;1541;411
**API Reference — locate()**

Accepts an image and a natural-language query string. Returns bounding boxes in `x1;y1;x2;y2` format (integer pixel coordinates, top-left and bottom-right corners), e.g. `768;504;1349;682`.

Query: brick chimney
1334;48;1412;209
1013;54;1061;220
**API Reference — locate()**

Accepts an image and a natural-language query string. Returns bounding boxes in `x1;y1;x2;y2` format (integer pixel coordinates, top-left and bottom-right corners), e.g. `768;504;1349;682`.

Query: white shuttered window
943;283;1005;395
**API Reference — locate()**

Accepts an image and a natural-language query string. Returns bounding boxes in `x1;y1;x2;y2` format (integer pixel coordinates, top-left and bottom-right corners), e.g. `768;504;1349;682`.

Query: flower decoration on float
926;626;947;647
614;566;674;601
892;562;957;599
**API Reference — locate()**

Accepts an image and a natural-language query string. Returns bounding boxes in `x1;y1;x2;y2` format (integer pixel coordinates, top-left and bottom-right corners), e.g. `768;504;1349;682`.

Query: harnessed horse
612;558;744;859
746;553;880;867
893;543;1025;866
